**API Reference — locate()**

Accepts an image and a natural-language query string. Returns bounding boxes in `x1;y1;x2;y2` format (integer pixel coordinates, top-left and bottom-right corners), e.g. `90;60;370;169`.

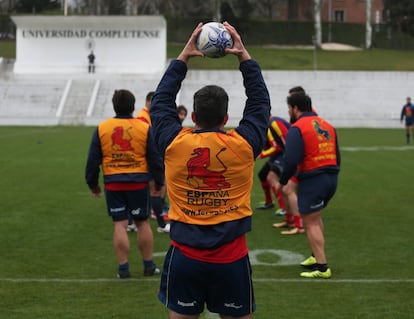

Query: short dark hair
287;93;312;112
146;91;155;102
112;90;135;115
193;85;228;128
289;86;305;95
177;104;188;115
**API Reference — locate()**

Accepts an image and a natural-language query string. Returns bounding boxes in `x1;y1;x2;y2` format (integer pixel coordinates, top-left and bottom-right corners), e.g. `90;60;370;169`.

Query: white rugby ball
196;22;234;58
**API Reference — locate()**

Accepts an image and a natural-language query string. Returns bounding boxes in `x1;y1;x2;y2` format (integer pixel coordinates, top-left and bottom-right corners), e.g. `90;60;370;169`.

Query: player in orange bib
85;90;164;278
151;22;271;318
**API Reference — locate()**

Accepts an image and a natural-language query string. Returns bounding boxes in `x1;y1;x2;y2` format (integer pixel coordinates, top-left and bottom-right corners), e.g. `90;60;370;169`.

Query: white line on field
341;145;414;151
1;278;413;283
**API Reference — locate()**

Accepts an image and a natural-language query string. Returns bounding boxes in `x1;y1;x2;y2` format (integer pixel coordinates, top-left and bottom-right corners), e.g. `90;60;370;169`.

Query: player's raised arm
177;22;205;64
223;21;251;63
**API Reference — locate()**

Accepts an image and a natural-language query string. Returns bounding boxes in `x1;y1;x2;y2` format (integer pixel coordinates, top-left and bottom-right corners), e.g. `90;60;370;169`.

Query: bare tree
125;0;139;15
138;0;161;14
313;0;322;48
72;0;86;14
254;0;280;19
366;0;372;49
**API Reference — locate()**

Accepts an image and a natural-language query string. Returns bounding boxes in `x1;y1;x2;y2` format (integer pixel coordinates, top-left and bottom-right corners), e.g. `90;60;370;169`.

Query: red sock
294;215;303;228
286;213;294;224
275;189;286;210
271;185;285;210
261;181;272;204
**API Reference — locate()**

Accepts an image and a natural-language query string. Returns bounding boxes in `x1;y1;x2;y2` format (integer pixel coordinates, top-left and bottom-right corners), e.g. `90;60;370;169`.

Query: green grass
169;44;414;71
1;40;414;70
0;126;413;318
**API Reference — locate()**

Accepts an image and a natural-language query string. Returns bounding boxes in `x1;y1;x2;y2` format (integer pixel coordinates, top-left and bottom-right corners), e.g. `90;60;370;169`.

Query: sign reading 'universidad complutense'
21;29;161;39
12;16;166;74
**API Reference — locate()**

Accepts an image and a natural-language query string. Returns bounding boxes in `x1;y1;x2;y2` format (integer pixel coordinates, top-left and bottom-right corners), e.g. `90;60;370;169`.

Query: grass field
168;44;414;71
1;40;414;70
0;126;413;318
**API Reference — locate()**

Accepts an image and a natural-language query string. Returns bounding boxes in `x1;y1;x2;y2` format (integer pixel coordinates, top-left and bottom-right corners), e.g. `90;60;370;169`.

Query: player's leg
127;188;159;276
104;190;131;278
280;178;304;235
256;162;274;210
168;311;199;319
150;180;170;233
297;174;337;278
206;255;255;318
269;168;286;215
220;315;252;319
301;211;325;263
135;219;160;275
410;123;414;141
405;124;410;143
159;246;205;318
113;220;130;263
267;170;293;229
299;211;331;279
135;219;154;260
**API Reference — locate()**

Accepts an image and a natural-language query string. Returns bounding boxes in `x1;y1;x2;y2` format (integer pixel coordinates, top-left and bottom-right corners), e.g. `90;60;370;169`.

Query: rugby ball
196;22;234;58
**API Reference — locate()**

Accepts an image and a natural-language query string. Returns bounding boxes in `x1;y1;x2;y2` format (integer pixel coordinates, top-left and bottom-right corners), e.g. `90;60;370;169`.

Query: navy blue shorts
104;188;150;221
405;118;414;126
298;173;338;214
158;246;255;317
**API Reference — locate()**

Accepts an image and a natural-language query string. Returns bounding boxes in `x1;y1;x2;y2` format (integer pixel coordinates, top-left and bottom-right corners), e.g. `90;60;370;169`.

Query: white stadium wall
11;15;166;74
179;69;413;128
0;67;412;128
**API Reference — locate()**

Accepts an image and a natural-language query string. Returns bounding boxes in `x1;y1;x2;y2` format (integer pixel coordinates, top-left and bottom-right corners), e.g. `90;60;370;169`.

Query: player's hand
223;21;251;62
177;22;205;63
90;185;102;198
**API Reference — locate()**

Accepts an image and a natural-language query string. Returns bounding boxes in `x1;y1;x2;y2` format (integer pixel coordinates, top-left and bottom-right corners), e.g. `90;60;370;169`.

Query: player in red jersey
271;93;340;279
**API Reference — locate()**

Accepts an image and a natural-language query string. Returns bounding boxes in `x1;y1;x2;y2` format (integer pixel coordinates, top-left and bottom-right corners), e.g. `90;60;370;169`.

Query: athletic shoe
126;223;137;232
300;268;332;279
157;223;170;233
144;266;160;276
272;221;295;228
273;209;286;216
255;203;275;210
281;227;305;235
300;255;317;267
117;269;131;279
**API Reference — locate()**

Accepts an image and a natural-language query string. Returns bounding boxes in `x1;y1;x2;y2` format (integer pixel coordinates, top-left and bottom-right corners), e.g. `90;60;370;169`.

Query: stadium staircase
58;79;97;125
